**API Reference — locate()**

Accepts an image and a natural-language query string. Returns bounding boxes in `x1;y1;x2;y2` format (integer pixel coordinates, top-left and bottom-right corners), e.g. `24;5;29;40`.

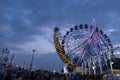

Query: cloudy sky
0;0;120;71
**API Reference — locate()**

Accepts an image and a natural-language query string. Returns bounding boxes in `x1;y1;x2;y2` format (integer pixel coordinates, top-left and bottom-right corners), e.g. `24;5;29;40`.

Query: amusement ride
53;23;120;79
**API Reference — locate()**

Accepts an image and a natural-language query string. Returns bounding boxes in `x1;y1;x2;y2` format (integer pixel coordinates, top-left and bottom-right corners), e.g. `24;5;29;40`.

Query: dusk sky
0;0;120;71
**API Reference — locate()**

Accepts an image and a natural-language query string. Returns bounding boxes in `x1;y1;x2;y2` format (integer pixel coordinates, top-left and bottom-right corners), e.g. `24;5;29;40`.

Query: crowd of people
0;67;83;80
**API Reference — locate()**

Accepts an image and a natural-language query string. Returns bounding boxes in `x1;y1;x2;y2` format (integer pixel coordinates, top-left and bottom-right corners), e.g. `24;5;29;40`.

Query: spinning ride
53;24;114;75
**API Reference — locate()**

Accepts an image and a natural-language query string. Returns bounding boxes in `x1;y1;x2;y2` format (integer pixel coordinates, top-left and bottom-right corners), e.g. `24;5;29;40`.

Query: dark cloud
0;0;120;48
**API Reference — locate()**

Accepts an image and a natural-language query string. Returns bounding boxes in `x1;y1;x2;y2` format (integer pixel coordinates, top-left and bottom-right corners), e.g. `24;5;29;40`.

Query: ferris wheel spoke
65;39;89;56
76;44;90;64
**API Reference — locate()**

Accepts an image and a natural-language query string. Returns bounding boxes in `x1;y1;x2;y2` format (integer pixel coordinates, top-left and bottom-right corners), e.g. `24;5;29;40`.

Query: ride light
109;43;112;46
70;28;73;32
107;39;111;43
66;31;69;35
99;30;103;34
92;66;96;70
63;35;66;39
85;24;88;29
79;24;83;29
104;34;108;38
2;49;5;52
111;62;114;65
62;40;64;44
75;26;78;30
62;45;64;48
103;34;107;37
54;27;59;32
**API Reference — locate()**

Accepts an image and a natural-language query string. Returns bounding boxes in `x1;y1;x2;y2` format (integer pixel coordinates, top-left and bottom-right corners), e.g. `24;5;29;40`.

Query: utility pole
30;50;36;70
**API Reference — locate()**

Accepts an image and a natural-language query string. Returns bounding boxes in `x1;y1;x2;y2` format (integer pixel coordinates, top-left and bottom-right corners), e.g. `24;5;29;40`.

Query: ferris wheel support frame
109;47;114;80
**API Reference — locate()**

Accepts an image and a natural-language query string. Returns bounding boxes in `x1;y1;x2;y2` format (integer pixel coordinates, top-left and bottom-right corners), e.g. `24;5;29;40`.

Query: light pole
30;50;36;70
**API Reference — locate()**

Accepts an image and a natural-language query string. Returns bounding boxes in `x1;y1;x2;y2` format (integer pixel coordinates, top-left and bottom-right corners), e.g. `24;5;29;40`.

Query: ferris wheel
53;24;114;74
